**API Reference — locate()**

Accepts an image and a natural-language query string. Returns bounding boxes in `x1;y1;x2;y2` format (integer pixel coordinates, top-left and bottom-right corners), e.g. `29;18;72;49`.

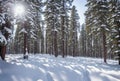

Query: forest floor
0;54;120;81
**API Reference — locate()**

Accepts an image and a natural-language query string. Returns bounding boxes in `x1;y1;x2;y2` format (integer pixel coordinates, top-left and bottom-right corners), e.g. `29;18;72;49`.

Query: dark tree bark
102;29;107;63
24;32;27;55
117;21;120;65
0;19;11;60
61;0;65;58
23;21;28;59
54;31;58;57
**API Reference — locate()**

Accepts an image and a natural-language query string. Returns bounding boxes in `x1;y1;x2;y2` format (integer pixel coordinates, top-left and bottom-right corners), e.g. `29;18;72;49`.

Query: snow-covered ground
0;54;120;81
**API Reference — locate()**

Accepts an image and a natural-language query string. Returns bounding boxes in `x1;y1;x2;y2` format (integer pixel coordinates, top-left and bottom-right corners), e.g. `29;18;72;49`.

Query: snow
0;54;120;81
111;29;117;33
0;31;7;45
19;28;27;34
118;44;120;47
115;50;120;53
4;27;12;34
115;35;120;38
0;17;5;24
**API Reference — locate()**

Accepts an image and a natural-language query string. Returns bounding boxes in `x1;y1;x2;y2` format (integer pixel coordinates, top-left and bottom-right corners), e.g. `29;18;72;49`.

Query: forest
0;0;120;65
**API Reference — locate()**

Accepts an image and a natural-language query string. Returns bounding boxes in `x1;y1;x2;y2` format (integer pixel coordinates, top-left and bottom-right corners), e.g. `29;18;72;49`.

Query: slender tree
69;6;79;56
45;0;60;56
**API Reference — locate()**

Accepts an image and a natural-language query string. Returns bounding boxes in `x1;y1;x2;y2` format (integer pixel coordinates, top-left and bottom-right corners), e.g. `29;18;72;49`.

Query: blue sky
73;0;87;24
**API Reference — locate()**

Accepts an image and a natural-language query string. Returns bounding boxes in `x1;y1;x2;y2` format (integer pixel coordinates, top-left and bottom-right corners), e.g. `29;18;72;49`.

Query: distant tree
31;0;44;54
59;0;73;57
79;24;86;56
45;0;60;57
45;0;73;57
14;22;24;54
85;0;97;57
13;0;43;55
69;6;79;56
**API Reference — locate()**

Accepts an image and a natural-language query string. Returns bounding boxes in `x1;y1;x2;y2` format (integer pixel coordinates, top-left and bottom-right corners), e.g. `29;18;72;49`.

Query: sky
73;0;87;24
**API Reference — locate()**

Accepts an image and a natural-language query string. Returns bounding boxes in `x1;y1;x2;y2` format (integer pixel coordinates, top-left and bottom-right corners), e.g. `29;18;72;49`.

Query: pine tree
13;0;43;55
108;0;120;65
14;22;24;54
45;0;60;56
85;0;97;57
69;6;79;56
59;0;73;57
0;0;13;60
45;0;73;57
85;0;109;63
79;24;86;56
31;0;44;54
95;0;109;63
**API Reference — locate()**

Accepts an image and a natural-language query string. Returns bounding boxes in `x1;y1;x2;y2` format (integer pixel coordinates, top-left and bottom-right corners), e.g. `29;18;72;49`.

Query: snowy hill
0;54;120;81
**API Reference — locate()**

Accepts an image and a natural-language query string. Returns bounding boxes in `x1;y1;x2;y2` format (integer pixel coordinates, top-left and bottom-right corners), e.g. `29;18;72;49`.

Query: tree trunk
61;16;65;57
41;35;44;54
24;32;27;55
61;0;65;57
102;29;107;63
119;56;120;65
117;21;120;65
0;46;6;60
54;31;58;57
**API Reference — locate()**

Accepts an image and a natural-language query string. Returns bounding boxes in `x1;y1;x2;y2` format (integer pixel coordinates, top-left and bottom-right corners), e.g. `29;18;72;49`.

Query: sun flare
14;4;25;16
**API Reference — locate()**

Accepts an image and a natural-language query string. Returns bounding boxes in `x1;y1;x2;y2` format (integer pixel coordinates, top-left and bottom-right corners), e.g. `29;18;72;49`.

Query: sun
14;4;25;16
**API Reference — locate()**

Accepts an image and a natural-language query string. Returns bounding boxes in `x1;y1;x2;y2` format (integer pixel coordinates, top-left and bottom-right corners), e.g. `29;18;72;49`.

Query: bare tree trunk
24;32;27;55
41;35;44;54
0;46;6;60
54;31;58;57
117;21;120;65
23;21;28;59
61;16;65;57
0;19;10;60
65;36;68;56
61;0;65;57
102;29;107;63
